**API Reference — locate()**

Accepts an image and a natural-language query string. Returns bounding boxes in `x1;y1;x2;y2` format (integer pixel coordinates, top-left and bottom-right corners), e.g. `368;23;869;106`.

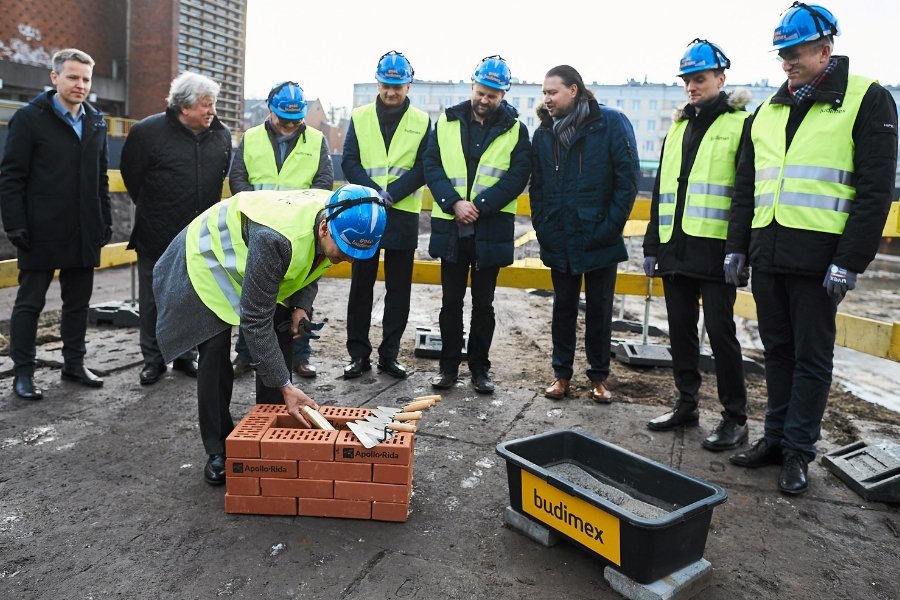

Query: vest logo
820;107;846;114
404;128;424;135
708;135;731;142
520;470;622;564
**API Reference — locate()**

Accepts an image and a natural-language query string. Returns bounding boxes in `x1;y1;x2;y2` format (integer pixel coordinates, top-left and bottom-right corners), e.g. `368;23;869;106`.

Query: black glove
297;317;327;340
724;253;746;286
7;228;30;251
100;225;113;247
823;264;857;304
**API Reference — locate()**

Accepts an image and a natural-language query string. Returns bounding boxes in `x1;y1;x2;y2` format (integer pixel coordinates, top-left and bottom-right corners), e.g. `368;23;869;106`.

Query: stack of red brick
224;404;414;522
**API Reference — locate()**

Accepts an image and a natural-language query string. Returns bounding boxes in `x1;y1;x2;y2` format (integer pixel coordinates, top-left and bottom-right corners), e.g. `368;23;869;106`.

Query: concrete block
603;558;712;600
503;506;560;547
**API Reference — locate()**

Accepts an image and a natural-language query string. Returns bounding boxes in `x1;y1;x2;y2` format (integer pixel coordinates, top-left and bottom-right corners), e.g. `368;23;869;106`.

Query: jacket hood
672;88;752;122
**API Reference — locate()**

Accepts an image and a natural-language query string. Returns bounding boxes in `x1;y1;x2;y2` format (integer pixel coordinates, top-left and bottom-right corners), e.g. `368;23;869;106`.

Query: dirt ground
1;219;898;600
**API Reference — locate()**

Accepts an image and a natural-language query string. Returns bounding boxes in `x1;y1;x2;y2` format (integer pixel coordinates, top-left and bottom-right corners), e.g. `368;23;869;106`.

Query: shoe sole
204;476;226;486
647;418;700;432
295;371;317;379
778;484;808;495
377;366;408;379
702;434;750;452
15;392;43;401
140;377;161;386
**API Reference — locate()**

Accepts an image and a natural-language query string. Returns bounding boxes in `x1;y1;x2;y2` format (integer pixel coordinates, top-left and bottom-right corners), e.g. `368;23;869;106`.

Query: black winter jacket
644;91;749;283
530;99;639;274
0;91;111;270
424;100;530;268
121;108;232;259
342;98;430;250
726;56;898;277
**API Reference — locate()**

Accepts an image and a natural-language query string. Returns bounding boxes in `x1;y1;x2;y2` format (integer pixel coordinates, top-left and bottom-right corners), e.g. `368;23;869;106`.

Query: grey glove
724;253;746;286
378;190;394;208
823;264;857;304
7;228;30;251
642;256;657;278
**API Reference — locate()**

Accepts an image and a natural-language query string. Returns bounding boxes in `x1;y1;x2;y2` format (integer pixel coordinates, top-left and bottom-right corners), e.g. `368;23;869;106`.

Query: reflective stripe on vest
657;111;748;242
750;74;874;234
185;189;334;325
243;124;324;191
352;102;429;214
431;114;519;220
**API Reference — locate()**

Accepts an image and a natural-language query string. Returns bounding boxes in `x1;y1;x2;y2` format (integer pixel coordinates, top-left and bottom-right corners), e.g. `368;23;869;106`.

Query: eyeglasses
776;43;821;65
275;116;303;128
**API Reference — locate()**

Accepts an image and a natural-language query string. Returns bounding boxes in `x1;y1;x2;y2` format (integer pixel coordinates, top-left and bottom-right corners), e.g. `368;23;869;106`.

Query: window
647;120;657;131
649;100;658;111
527;97;535;108
526;116;534;127
644;140;655;153
616;99;624;108
632;99;640;110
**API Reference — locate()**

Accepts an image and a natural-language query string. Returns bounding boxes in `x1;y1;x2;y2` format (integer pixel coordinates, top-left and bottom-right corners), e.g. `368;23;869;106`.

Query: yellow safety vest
184;189;333;325
657;111;748;242
352;102;429;213
432;115;519;220
243;124;324;191
750;74;874;234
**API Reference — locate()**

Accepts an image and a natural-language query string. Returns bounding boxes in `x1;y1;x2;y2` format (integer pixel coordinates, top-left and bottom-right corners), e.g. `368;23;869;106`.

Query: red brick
298;498;371;520
372;501;409;523
226;458;297;479
249;404;289;415
226;476;260;496
299;460;372;482
318;406;373;430
261;428;337;461
225;494;296;516
226;414;276;459
335;480;411;504
335;431;413;465
261;478;333;499
373;463;412;485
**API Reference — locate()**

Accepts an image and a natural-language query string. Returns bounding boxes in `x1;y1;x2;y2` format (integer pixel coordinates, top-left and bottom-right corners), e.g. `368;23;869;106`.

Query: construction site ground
1;239;899;600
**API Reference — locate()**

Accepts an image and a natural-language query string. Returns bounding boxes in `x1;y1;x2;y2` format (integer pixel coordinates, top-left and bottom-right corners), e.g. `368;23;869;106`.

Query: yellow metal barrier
2;169;898;362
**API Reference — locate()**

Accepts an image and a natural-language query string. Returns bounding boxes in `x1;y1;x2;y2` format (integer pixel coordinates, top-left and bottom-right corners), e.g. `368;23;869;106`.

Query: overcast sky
244;0;899;111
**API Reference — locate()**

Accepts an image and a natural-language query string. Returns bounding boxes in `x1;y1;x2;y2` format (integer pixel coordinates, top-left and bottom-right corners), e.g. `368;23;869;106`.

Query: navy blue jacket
342;98;430;251
530;100;639;274
424;100;530;268
0;91;111;270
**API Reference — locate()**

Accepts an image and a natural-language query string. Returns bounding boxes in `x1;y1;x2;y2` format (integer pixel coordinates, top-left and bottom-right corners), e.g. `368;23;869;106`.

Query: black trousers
752;271;836;461
196;304;293;456
550;265;617;382
662;275;747;423
138;253;196;367
438;238;500;374
10;267;94;375
346;248;415;361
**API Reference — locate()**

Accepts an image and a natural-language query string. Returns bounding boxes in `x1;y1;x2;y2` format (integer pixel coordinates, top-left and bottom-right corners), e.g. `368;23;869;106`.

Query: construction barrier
1;170;898;362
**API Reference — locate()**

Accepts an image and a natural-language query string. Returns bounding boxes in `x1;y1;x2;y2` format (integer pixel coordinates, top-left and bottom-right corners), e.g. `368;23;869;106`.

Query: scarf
552;97;590;149
789;57;838;105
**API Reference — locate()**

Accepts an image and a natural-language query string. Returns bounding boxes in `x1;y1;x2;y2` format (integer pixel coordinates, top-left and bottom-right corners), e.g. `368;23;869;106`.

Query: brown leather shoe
590;381;612;403
544;378;570;400
294;359;317;378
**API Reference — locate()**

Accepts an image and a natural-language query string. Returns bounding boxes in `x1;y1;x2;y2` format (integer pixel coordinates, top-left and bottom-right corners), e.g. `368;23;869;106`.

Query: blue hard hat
773;2;840;50
678;39;731;76
472;55;511;91
267;81;307;120
325;184;387;260
376;51;414;84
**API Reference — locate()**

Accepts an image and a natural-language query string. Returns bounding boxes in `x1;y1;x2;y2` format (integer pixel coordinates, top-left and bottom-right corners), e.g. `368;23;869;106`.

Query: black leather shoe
702;419;749;451
204;454;226;486
61;365;104;388
377;357;408;379
232;357;253;377
779;452;809;495
13;374;43;400
140;363;167;385
647;403;699;431
343;357;372;379
431;371;458;390
471;371;495;394
729;437;782;468
172;358;198;377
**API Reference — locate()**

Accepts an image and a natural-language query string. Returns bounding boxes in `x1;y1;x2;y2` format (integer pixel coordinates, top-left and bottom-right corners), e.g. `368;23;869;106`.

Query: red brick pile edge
223;404;413;522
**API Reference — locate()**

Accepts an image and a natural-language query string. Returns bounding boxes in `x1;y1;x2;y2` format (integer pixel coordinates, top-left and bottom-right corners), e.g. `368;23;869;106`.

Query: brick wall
127;0;178;119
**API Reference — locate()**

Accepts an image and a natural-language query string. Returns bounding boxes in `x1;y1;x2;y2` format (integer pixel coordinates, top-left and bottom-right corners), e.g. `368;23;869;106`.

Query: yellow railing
1;170;898;362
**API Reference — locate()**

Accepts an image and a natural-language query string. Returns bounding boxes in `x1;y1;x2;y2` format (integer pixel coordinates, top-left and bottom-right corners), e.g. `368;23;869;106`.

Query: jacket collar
537;98;602;131
165;105;226;136
33;90;103;119
771;55;850;108
444;99;519;128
